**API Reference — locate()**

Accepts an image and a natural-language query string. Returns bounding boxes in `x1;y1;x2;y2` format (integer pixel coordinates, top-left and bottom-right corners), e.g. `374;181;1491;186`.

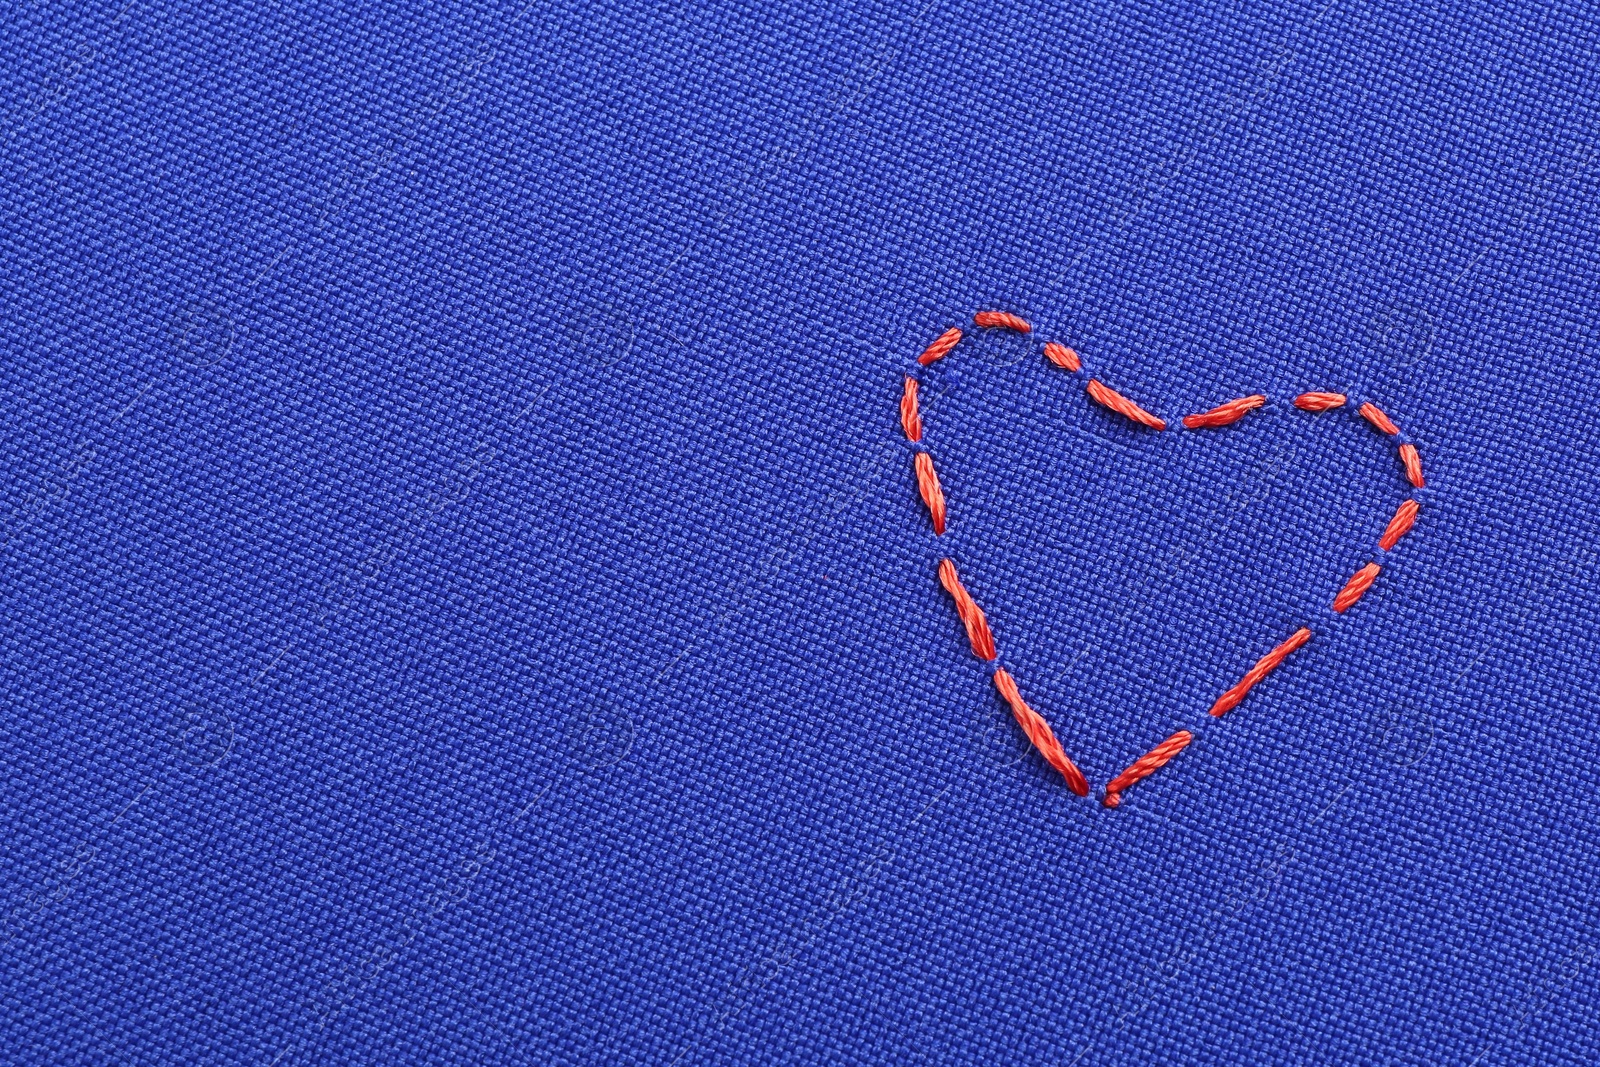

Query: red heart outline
902;311;1426;808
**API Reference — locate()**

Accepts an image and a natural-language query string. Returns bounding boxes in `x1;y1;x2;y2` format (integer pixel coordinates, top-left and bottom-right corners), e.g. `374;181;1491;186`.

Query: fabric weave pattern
2;0;1599;1063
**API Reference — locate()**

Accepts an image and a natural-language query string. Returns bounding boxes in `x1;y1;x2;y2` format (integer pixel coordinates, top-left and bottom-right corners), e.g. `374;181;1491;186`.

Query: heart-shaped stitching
901;310;1427;808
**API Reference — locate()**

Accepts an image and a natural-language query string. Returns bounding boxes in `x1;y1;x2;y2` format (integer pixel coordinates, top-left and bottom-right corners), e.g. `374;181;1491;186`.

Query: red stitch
1379;499;1419;551
938;558;997;661
1043;341;1081;372
1103;730;1194;808
992;668;1089;795
1209;627;1313;717
974;310;1031;333
914;451;947;535
1182;394;1267;430
1333;562;1381;613
901;377;923;442
1086;379;1167;430
1293;392;1347;412
1399;443;1424;488
1359;402;1400;436
896;310;1429;811
917;326;963;366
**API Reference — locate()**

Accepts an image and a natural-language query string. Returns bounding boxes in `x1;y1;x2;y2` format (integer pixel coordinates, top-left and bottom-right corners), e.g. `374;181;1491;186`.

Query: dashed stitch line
1399;443;1425;488
1333;562;1382;613
938;558;997;661
1103;731;1194;808
1294;391;1348;411
1379;499;1419;551
1182;394;1267;430
1359;401;1400;436
914;452;947;535
993;668;1090;796
901;376;923;443
902;317;1427;808
1209;627;1313;718
1043;341;1081;372
1300;393;1423;489
973;310;1031;333
918;326;963;366
1086;379;1167;430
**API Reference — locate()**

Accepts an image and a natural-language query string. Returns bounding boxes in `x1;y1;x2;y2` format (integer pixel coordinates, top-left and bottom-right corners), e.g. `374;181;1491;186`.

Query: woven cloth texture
3;0;1599;1063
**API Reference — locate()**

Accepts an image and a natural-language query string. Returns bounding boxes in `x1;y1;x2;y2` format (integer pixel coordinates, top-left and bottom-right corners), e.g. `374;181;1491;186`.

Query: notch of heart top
901;310;1426;809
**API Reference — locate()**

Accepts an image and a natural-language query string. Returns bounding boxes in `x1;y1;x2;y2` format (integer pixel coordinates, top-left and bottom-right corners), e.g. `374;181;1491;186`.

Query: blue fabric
3;0;1599;1062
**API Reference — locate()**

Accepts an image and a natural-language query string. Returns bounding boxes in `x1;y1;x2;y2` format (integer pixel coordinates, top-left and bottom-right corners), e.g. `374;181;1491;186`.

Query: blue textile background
3;0;1599;1062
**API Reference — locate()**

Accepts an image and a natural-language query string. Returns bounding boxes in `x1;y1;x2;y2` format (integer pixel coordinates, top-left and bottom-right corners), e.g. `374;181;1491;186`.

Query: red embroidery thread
901;314;1426;807
914;452;947;535
1379;499;1419;551
1182;394;1267;430
1399;443;1425;488
1359;401;1400;436
1209;627;1313;718
1333;562;1382;613
1294;391;1347;411
993;668;1089;796
1043;341;1081;372
937;558;997;661
918;326;963;366
973;310;1031;333
1103;730;1194;808
1086;379;1167;430
901;376;923;442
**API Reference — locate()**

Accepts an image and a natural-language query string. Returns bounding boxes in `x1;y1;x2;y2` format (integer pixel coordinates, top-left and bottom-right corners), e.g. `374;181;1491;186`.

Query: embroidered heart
900;310;1426;808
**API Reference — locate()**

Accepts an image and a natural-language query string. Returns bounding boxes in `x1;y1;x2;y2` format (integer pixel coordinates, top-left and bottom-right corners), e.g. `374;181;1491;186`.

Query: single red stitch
917;326;963;366
938;558;997;661
974;310;1031;333
1294;391;1347;412
901;376;923;442
914;451;947;535
1399;443;1425;488
1359;402;1400;436
1086;379;1167;430
1379;499;1419;551
1043;341;1081;372
1333;562;1381;613
1182;394;1267;430
1103;730;1194;808
992;668;1089;795
1208;626;1313;717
